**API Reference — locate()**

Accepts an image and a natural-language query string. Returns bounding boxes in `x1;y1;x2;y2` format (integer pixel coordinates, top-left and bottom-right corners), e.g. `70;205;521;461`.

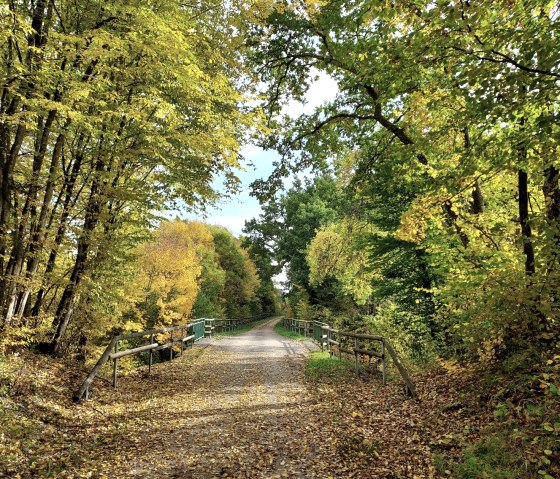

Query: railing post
381;340;387;386
181;326;184;355
338;332;342;361
169;329;173;360
354;337;359;375
149;334;154;375
113;340;119;388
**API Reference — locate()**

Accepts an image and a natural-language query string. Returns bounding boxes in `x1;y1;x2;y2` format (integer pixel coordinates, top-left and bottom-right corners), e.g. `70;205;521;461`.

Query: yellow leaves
304;0;329;17
396;195;441;244
132;220;205;323
436;357;460;373
307;219;378;304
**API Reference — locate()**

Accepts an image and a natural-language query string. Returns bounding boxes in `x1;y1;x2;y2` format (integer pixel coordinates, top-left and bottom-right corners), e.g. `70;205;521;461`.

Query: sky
180;73;339;236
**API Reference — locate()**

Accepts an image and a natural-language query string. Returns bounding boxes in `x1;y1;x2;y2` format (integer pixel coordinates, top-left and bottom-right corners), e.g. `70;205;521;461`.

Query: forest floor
1;318;559;478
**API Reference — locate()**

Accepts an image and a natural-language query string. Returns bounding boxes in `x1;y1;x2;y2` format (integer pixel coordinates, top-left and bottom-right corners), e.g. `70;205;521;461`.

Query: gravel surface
114;318;344;478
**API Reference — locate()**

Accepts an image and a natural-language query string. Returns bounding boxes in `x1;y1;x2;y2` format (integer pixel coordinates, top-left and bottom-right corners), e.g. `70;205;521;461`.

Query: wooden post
383;340;416;396
148;334;153;375
180;326;184;355
381;341;386;385
328;328;332;357
354;337;359;375
73;337;117;401
113;340;118;388
338;333;342;361
169;329;173;360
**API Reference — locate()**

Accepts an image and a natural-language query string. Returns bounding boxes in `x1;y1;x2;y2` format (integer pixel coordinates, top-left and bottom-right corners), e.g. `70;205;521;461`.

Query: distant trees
244;175;348;315
126;220;273;335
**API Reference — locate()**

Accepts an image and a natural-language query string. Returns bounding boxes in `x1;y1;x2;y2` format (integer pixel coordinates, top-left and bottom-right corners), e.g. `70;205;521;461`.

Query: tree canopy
244;0;560;360
0;0;264;354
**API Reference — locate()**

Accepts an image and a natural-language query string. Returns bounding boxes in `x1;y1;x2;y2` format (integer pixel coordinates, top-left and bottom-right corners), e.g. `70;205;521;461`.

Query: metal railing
206;313;269;333
282;317;416;396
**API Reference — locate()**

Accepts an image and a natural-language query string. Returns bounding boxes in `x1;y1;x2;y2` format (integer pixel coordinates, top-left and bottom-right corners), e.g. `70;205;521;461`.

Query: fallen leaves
2;321;558;478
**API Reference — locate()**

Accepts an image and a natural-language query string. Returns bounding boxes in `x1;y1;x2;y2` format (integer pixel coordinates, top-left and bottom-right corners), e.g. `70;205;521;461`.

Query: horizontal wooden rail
109;343;158;360
354;347;383;359
114;323;189;341
74;320;204;401
282;317;416;396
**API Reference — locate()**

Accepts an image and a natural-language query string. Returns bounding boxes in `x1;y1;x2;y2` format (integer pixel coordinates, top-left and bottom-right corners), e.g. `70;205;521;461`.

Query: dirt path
90;318;346;478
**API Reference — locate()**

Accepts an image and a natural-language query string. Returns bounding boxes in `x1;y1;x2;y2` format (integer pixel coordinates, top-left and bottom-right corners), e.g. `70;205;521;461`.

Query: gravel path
105;318;343;478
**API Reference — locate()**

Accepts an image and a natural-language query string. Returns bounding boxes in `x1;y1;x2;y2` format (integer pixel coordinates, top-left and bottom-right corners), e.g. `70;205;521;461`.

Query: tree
211;226;261;318
244;174;348;316
0;0;261;354
133;220;203;329
248;0;560;357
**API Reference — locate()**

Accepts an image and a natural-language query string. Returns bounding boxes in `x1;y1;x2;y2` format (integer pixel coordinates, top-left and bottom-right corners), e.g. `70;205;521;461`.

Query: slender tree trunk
518;169;535;275
463;128;484;215
0;0;52;324
543;165;560;233
32;140;85;317
4;110;57;324
0;123;27;319
49;139;107;354
471;179;484;214
49;191;100;355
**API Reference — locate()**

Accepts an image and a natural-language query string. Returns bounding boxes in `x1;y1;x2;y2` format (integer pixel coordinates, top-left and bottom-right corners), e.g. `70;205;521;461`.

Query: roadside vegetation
273;322;307;341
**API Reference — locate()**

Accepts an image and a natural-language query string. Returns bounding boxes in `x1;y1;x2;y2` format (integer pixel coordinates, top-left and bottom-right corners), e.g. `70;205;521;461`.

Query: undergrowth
305;351;354;382
432;352;560;479
273;323;307;340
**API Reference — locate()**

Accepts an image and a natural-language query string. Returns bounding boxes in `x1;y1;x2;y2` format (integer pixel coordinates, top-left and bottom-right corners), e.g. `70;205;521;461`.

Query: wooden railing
282;317;416;396
73;315;273;401
73;320;204;401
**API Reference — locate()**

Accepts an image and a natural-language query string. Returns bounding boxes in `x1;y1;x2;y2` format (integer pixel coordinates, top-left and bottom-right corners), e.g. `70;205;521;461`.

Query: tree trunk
4;109;57;324
543;165;560;232
518;169;535;275
16;130;65;320
463;128;484;215
31;142;85;317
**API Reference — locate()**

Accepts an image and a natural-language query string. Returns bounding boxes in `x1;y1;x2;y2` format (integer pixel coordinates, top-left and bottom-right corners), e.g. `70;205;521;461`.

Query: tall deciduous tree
0;0;261;354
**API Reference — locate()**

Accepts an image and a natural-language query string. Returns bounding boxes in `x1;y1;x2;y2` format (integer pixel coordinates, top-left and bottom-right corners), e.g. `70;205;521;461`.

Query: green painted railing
191;318;205;340
205;313;269;333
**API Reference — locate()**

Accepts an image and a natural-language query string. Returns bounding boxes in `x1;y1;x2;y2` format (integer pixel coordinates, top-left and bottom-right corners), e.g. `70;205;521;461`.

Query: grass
273;322;307;340
435;431;525;479
305;351;354;382
214;317;272;338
